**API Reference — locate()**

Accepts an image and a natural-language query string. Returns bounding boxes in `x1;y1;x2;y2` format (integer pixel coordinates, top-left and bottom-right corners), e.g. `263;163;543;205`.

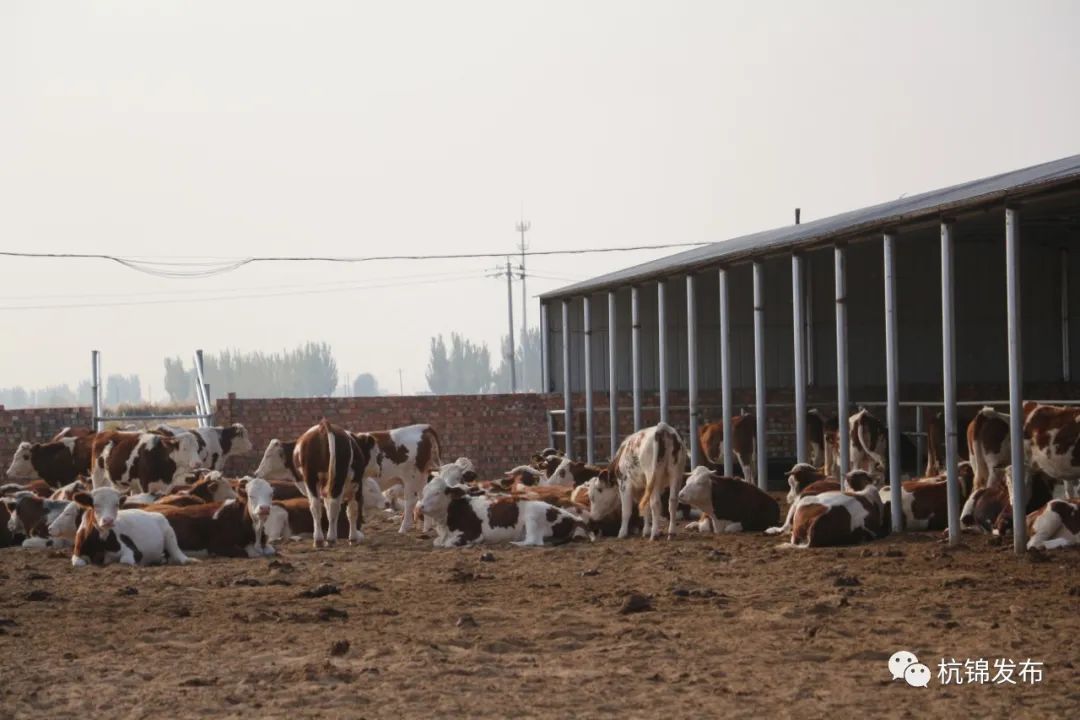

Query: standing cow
348;424;442;534
1022;402;1080;498
591;422;687;540
967;407;1010;494
698;414;756;485
154;424;254;471
89;431;201;493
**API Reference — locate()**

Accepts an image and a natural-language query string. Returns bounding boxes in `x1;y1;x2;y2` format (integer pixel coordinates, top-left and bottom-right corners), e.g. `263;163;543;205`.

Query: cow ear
73;492;94;507
446;485;466;499
596;469;609;485
462;470;478;484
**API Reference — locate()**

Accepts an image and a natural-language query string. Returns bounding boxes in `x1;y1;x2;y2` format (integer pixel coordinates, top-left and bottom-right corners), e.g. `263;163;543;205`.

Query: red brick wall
0;405;95;481
216;393;553;480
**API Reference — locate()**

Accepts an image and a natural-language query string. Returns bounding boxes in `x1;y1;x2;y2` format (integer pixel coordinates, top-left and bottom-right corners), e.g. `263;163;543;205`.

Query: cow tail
427;426;443;468
324;421;337;499
969;410;987;491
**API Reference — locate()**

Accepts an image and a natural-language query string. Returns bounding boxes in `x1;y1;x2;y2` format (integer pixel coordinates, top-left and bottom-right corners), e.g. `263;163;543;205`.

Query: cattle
849;408;887;476
0;500;15;548
1026;499;1080;550
152;471;237;507
503;465;546;487
823;415;840;479
154;424;254;471
50;479;90;501
764;464;841;536
254;439;299;482
141;485;277;559
4;492;73;547
591;422;687;540
418;473;589;547
89;431;201;493
677;466;780;533
806;409;828;469
787;470;886;548
961;469;1055;535
6;432;94;488
1022;402;1080;497
69;487;193;567
293;421;376;547
699;414;756;485
530;448;565;477
880;462;975;532
543;457;605;488
348;423;442;534
266;479;386;541
1;479;52;498
967;407;1010;494
923;410;971;477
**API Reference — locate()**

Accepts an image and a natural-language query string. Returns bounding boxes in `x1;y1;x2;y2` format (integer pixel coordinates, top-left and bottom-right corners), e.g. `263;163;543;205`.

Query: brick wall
216;393;552;480
0;405;94;480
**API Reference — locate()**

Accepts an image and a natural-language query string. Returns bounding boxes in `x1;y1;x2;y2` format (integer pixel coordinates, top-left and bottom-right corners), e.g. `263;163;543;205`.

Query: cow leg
648;490;664;541
323;496;342;545
617;482;634;539
346;498;364;545
399;487;418;534
666;475;681;538
308;496;326;548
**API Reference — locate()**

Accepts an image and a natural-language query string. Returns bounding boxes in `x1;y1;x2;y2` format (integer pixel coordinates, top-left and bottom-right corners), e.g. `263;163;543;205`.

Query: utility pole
516;217;530;389
398;369;404;396
505;258;517;392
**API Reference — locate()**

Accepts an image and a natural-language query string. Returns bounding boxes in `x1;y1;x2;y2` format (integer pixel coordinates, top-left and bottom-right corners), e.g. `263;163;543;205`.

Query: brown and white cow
849;408;887;476
677;466;780;533
923;410;971;477
153;472;237;507
961;469;1055;535
787;470;886;548
418;473;589;547
349;424;442;534
6;430;96;488
806;409;828;469
967;407;1010;494
3;492;73;547
89;431;201;493
1022;402;1080;498
293;420;377;547
154;424;254;471
764;463;841;536
543;457;605;488
1026;499;1080;550
68;487;193;567
823;415;841;479
881;462;975;532
591;422;687;540
699;414;756;485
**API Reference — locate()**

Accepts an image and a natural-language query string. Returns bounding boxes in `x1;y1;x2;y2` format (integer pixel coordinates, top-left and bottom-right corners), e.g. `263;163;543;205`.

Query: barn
538;153;1080;552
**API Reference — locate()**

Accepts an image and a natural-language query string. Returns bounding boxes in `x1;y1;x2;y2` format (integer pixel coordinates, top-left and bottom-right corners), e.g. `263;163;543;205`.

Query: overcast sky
2;0;1077;399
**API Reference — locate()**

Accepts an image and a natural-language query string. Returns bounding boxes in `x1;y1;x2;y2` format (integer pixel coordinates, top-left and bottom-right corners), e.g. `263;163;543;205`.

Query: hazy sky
2;1;1077;398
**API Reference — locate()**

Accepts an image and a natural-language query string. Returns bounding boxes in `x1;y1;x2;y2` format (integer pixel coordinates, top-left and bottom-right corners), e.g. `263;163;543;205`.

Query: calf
787;470;886;548
4;492;73;547
677;466;780;533
595;422;687;540
418;474;588;547
765;464;841;536
90;431;201;493
154;423;254;471
1023;401;1080;497
849;408;887;475
1026;499;1080;550
6;433;94;488
69;487;193;567
543;457;605;488
349;423;442;534
967;407;1010;493
699;414;756;484
294;420;376;547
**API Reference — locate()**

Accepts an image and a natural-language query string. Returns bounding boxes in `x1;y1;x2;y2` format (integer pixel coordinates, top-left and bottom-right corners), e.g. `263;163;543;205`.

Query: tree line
0;374;141;409
425;328;542;394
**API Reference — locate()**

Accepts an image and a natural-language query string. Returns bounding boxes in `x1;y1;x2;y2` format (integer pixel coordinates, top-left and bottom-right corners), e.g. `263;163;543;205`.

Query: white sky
1;0;1077;398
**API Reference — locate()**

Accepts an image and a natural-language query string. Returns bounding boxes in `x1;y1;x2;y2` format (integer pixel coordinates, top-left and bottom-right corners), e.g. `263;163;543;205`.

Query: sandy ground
0;506;1077;720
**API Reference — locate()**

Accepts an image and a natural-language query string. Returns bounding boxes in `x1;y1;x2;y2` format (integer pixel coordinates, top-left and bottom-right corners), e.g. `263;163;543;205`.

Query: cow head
48;501;82;541
677;466;714;512
254;439;292;480
585;470;620;522
6;442;36;479
197;472;237;503
435;459;475;487
224;424;255;456
419;474;467;521
845;470;876;493
238;476;274;523
546;457;578;487
73;487;122;532
786;462;823;504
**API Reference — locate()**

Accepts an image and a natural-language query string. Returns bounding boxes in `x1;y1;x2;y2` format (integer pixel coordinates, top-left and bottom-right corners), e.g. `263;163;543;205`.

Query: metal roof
541;153;1080;300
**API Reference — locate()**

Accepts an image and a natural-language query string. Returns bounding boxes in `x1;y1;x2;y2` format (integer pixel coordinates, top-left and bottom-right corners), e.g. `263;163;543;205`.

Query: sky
1;0;1078;399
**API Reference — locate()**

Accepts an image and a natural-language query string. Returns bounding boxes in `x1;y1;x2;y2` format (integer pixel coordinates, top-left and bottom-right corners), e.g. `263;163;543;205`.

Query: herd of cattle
1;400;1079;568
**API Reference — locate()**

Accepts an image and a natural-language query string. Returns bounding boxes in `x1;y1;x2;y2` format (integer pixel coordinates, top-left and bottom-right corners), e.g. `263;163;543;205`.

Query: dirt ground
1;506;1077;720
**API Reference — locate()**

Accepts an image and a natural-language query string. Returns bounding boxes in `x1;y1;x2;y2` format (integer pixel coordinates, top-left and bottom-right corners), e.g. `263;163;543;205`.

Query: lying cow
1026;499;1080;550
6;431;95;488
593;422;687;540
698;414;756;484
880;462;975;532
154;423;254;471
68;487;193;567
3;492;72;548
418;473;589;547
765;464;840;536
265;478;389;542
90;431;201;493
960;470;1055;535
677;466;780;533
786;470;886;548
153;473;238;507
542;457;605;488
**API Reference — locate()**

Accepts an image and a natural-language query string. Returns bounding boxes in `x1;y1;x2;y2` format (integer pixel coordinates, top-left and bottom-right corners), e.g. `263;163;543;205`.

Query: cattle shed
538;153;1080;553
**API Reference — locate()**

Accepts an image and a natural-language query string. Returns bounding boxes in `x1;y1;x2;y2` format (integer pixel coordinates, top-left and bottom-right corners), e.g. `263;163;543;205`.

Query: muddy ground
1;508;1077;720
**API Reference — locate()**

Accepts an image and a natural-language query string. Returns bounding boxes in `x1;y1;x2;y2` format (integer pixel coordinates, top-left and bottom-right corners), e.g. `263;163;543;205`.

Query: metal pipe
883;233;903;532
835;245;850;483
91;350;102;432
792;253;807;463
915;405;925;475
687;274;699;467
631;286;642;431
753;261;767;490
193;349;211;428
540;302;549;392
1062;248;1071;383
608;291;618;460
719;268;734;476
941;221;961;545
562;299;573;457
658;280;669;425
583;295;594;464
1006;208;1026;554
806;265;815;387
